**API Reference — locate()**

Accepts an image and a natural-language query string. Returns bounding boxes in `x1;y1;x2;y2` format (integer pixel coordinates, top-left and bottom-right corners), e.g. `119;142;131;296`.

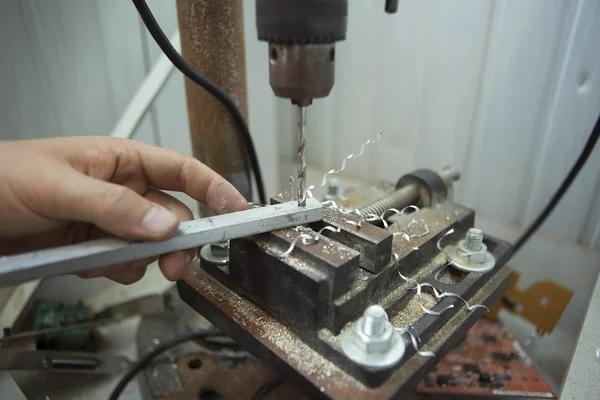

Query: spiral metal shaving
307;132;383;197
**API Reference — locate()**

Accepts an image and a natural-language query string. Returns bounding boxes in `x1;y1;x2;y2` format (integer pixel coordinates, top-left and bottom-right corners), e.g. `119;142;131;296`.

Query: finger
76;266;109;279
43;168;180;241
144;188;193;222
143;189;195;280
76;256;156;280
103;257;155;284
159;251;194;281
106;266;148;285
34;137;249;214
82;189;195;282
123;140;250;214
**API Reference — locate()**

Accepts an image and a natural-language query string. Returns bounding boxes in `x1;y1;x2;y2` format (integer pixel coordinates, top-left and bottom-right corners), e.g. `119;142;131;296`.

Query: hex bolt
340;304;406;367
465;228;484;251
200;241;230;266
361;305;388;337
210;241;230;258
451;227;496;272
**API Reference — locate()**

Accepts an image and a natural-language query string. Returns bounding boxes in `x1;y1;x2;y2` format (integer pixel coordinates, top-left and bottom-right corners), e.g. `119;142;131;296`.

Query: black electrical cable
108;329;220;400
131;0;267;205
250;377;285;400
513;114;600;254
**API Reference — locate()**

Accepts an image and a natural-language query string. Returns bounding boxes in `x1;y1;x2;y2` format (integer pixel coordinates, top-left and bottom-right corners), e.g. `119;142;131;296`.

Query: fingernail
142;207;178;233
185;253;193;266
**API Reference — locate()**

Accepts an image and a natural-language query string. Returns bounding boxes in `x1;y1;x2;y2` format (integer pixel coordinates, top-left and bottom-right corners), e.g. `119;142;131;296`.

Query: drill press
255;0;349;205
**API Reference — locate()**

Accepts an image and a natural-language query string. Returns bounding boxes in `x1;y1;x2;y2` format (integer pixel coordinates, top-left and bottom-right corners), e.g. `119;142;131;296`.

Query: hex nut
210;241;230;258
456;239;487;263
352;316;394;353
200;242;229;267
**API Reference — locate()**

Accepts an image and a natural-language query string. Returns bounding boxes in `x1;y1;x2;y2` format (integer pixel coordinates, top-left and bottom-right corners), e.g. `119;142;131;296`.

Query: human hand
0;136;249;284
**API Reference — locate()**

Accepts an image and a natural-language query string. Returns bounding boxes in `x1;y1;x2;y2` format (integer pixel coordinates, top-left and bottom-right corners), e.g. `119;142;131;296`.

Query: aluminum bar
0;199;322;287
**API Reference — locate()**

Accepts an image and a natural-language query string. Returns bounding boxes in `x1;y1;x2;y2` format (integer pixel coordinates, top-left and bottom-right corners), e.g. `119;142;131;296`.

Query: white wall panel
0;0;63;140
366;0;435;183
154;72;191;156
460;0;577;224
329;0;385;180
304;0;600;250
0;0;147;140
522;0;600;245
413;1;493;173
24;0;115;137
131;113;157;147
583;184;600;248
95;0;147;116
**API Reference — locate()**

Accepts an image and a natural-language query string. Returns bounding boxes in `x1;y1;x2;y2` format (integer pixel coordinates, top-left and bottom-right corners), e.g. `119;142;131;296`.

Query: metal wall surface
296;0;600;250
0;0;184;148
0;0;598;249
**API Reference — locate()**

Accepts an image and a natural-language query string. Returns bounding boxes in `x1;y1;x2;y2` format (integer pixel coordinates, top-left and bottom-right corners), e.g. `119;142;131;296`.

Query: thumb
47;171;180;241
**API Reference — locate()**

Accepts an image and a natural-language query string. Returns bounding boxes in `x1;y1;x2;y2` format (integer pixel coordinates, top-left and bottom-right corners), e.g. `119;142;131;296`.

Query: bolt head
210;241;230;258
352;317;394;353
456;239;487;263
200;242;229;266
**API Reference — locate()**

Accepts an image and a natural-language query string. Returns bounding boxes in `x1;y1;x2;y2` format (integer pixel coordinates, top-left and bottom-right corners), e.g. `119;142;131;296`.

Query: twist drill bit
297;105;307;206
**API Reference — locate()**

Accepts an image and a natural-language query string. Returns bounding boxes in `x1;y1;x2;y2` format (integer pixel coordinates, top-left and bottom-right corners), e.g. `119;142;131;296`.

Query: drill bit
297;105;307;206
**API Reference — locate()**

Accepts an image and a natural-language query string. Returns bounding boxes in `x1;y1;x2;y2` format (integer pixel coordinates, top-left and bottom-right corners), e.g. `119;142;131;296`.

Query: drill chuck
268;43;336;106
256;0;348;105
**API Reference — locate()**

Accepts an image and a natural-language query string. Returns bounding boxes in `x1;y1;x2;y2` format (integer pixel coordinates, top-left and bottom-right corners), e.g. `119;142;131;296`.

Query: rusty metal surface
225;226;360;334
314;208;392;273
177;181;514;398
178;263;512;399
330;205;471;334
136;315;307;400
192;201;513;387
172;353;306;400
272;194;393;274
176;0;252;199
137;313;306;400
